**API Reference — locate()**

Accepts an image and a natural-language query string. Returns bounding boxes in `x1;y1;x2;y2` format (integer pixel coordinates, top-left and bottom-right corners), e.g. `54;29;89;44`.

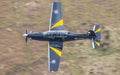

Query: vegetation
0;0;120;75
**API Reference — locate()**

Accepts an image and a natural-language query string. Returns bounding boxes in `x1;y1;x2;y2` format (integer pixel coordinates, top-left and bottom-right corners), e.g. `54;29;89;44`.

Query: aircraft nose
23;34;28;37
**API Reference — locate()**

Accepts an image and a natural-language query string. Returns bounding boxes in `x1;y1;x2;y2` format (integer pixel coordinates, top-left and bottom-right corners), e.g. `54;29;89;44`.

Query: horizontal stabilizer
92;25;101;49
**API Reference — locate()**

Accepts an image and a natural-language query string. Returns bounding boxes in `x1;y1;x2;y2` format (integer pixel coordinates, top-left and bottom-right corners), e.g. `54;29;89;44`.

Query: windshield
43;31;68;38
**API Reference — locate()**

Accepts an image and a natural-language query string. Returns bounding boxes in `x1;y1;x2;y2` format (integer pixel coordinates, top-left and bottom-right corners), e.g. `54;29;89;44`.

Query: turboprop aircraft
23;2;101;72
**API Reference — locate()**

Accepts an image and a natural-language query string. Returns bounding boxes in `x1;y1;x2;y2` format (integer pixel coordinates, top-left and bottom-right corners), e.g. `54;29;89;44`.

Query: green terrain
0;0;120;75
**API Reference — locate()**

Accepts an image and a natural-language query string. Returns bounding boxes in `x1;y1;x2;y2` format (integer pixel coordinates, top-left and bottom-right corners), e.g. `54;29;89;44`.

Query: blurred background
0;0;120;75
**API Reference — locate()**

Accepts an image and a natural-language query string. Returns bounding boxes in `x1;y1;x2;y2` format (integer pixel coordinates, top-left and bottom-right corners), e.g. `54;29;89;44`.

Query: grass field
0;0;120;75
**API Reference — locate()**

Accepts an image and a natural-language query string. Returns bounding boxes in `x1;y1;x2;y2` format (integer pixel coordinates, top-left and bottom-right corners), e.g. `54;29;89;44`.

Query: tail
92;25;101;49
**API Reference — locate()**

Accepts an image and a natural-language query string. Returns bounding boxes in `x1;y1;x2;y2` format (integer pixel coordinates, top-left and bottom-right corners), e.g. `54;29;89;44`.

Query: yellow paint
51;19;63;29
95;28;101;33
95;41;100;46
50;46;62;57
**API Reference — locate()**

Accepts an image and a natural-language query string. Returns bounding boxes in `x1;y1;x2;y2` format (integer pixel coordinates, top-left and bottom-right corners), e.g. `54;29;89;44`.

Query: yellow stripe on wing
50;46;62;57
51;19;63;29
95;41;100;47
95;28;101;33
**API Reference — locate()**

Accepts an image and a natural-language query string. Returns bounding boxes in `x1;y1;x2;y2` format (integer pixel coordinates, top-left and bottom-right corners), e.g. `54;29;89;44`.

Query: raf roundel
51;60;56;64
54;10;59;14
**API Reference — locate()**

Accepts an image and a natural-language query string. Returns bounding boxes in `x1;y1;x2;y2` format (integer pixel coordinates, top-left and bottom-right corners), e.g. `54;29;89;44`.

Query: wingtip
51;70;55;72
50;70;58;72
52;1;61;3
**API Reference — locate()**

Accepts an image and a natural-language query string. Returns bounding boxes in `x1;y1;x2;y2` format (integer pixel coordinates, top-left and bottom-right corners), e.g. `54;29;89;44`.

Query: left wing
48;41;63;72
49;2;64;31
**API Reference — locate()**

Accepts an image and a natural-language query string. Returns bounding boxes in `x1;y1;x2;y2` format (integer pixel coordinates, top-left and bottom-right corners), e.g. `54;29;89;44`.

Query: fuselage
26;30;90;42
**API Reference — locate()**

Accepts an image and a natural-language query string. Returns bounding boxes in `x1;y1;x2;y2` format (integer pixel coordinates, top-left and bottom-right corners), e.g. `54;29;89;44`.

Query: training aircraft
23;2;101;72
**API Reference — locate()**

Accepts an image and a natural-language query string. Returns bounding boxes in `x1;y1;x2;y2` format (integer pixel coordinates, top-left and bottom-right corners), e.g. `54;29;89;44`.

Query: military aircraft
23;2;101;72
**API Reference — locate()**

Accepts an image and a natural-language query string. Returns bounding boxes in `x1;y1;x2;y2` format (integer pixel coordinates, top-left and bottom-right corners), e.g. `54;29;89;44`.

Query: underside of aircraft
23;2;101;72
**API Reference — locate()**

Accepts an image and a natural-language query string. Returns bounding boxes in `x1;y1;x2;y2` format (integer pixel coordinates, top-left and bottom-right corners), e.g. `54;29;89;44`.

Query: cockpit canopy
43;31;72;38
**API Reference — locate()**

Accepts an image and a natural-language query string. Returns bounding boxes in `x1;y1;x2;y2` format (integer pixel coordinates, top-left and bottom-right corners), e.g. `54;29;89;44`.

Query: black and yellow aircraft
23;2;101;72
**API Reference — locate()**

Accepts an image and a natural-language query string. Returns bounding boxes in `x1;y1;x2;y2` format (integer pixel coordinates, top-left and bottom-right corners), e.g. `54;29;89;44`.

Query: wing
49;2;64;31
48;41;63;72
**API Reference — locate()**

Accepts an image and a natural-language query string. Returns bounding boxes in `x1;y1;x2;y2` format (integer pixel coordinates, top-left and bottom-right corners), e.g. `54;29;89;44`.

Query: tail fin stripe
95;41;100;47
95;28;101;33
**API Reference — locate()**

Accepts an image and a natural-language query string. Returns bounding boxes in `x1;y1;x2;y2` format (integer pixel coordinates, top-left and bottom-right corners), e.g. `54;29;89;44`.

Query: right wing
48;41;63;72
49;2;64;31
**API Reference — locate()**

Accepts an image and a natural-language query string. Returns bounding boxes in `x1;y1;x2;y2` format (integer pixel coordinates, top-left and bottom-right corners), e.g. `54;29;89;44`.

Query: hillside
0;0;120;75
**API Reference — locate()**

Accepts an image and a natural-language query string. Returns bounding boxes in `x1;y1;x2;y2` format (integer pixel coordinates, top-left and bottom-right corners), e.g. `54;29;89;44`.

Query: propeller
23;29;33;43
23;29;28;43
25;30;28;42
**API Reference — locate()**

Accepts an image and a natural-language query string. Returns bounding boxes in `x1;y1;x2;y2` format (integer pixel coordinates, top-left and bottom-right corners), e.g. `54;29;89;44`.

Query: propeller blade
25;36;28;43
24;29;32;43
26;29;28;34
24;29;28;43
